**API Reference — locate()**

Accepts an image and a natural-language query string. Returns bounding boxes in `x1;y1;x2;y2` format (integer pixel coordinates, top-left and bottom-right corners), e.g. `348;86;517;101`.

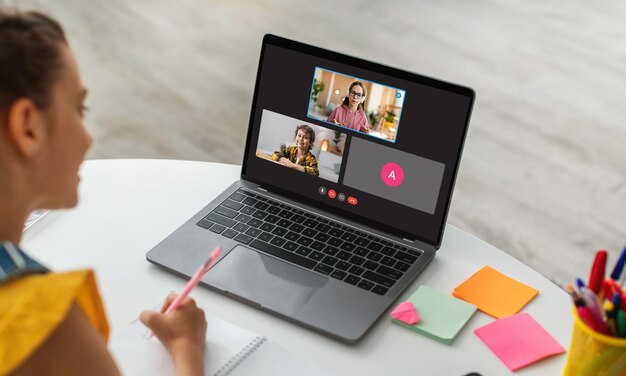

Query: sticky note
452;265;538;319
474;313;565;371
390;301;420;325
391;285;477;345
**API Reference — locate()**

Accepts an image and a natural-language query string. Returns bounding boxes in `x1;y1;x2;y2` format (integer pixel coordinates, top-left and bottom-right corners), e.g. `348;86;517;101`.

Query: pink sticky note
390;301;420;325
474;313;565;372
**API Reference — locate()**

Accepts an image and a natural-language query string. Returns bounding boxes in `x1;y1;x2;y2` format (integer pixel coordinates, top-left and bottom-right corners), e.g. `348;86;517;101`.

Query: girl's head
0;8;92;210
341;81;367;112
294;124;315;151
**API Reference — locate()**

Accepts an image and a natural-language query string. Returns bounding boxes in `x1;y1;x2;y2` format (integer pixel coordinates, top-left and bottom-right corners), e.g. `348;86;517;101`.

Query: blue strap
0;242;48;284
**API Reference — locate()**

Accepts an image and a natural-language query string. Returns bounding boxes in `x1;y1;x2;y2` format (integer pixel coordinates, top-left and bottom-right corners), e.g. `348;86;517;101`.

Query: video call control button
328;189;337;199
347;197;358;205
337;193;346;202
318;186;327;195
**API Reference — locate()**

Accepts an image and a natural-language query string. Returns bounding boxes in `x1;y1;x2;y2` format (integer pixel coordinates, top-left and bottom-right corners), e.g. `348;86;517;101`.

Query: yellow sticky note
452;266;538;319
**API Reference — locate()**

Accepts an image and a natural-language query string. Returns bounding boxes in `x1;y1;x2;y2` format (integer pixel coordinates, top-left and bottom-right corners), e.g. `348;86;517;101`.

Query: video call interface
244;43;472;244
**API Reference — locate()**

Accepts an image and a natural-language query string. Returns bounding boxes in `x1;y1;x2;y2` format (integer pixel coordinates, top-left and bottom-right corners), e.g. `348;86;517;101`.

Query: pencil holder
563;307;626;375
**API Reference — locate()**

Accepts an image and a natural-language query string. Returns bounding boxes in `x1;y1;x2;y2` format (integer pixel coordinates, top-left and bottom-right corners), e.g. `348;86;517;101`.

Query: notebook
146;34;475;343
109;311;334;376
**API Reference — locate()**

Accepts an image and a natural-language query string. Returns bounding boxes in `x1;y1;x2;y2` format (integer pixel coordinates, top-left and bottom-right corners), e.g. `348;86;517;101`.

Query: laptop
147;34;475;343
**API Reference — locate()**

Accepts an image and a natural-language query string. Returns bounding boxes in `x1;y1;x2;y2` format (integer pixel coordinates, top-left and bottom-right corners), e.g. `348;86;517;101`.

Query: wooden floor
8;0;626;288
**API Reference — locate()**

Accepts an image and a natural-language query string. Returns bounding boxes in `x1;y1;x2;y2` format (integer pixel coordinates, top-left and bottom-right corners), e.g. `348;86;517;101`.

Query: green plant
311;78;325;102
384;110;396;123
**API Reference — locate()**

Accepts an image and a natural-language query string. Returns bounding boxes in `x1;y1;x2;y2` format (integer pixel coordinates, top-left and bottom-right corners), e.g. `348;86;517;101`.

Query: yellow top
0;269;109;375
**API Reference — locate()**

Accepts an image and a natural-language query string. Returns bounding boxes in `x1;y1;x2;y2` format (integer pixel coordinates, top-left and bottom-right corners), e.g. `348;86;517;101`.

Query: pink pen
164;247;222;314
147;247;222;339
577;306;610;335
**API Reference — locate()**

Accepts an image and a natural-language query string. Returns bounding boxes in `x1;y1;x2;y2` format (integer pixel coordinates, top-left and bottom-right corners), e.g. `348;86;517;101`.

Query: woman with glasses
0;8;207;375
326;81;370;133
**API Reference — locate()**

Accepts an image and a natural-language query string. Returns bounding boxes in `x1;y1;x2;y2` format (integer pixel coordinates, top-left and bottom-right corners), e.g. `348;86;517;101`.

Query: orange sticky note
452;266;538;318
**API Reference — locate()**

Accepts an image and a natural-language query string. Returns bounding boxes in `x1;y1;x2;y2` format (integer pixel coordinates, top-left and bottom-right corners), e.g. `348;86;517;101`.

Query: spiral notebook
109;311;334;376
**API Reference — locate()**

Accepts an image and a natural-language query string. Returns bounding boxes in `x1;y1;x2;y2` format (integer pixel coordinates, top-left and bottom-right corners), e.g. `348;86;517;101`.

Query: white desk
23;159;573;376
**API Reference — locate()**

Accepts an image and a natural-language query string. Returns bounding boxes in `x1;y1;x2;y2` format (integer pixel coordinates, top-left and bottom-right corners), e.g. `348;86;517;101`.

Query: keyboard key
330;270;347;280
240;205;256;215
295;246;312;256
353;247;369;257
318;218;329;224
349;255;365;266
366;251;383;262
349;266;365;276
249;239;316;269
310;241;326;251
321;255;338;266
223;200;244;211
316;224;332;233
394;251;418;264
377;265;403;279
329;228;344;237
234;233;253;244
363;260;378;271
363;270;396;288
289;223;305;233
252;210;268;220
215;206;239;219
277;219;291;228
233;223;249;232
222;228;238;239
283;241;299;251
242;197;257;206
270;237;286;247
339;242;356;252
254;202;269;210
372;285;389;296
272;227;287;237
314;264;333;275
259;223;275;232
381;240;392;246
229;192;245;202
394;261;410;272
308;251;324;261
265;215;280;224
301;228;317;238
381;247;396;256
292;214;306;223
328;237;342;247
235;214;252;223
335;261;351;271
355;237;369;247
323;246;338;256
336;250;351;261
285;231;300;241
296;236;313;246
247;218;263;228
344;275;360;285
381;256;396;267
206;212;236;228
303;219;319;228
210;224;226;234
245;228;261;237
258;232;273;242
240;190;255;196
278;210;294;219
366;242;383;251
257;196;267;202
196;219;214;229
266;205;281;214
314;233;330;242
357;280;374;291
341;233;356;242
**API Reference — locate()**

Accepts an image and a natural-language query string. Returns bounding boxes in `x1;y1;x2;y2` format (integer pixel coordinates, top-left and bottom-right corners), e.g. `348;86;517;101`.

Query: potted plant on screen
311;78;325;106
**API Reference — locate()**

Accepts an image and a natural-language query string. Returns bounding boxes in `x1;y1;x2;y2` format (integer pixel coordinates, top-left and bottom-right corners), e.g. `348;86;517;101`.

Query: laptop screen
242;35;474;247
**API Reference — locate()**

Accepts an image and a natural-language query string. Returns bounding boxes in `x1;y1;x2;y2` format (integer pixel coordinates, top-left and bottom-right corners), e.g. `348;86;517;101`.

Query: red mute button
347;197;358;205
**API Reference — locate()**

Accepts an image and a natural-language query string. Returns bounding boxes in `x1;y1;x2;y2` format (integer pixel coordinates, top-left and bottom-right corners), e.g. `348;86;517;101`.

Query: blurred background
6;0;626;288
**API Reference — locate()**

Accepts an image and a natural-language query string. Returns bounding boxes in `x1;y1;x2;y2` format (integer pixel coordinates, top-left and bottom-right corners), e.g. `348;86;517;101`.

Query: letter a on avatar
388;170;396;180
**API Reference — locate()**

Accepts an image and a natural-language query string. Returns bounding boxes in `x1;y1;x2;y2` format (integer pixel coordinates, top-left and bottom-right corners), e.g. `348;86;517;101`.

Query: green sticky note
392;285;477;345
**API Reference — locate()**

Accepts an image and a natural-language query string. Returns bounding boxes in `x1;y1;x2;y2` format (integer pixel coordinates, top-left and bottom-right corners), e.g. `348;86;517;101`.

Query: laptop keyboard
196;189;421;296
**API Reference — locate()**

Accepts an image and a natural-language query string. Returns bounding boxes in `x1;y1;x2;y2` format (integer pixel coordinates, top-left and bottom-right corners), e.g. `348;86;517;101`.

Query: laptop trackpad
206;245;328;316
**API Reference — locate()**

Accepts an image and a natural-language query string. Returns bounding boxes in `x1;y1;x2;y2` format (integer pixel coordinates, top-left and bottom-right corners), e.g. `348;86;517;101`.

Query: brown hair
0;8;67;116
294;124;315;150
341;81;367;113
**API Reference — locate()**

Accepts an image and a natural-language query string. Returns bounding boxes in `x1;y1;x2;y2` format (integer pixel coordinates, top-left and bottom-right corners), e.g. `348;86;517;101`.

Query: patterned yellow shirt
272;146;319;176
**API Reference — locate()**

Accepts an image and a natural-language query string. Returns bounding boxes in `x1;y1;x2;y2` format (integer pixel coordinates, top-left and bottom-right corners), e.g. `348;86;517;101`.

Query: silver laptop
147;34;475;343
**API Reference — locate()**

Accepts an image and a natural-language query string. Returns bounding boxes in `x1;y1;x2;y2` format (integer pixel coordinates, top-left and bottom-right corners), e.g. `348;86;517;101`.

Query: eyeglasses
349;90;364;99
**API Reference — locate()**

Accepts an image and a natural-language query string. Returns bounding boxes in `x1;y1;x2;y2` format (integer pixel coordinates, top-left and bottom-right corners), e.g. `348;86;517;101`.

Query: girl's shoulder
0;269;109;374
